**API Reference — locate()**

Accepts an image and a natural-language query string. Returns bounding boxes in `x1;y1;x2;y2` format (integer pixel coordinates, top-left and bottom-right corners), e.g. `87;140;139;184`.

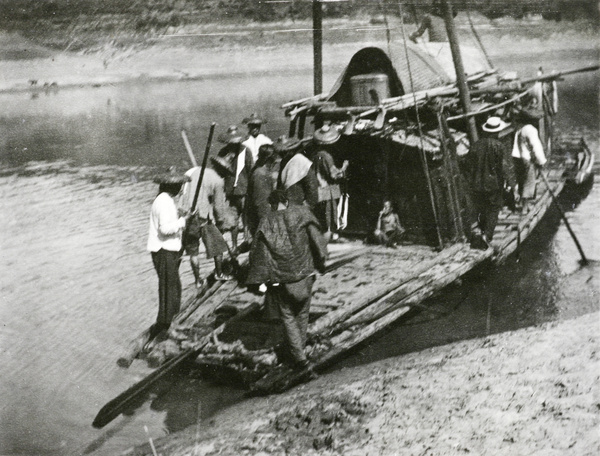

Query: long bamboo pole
313;0;323;95
442;0;478;145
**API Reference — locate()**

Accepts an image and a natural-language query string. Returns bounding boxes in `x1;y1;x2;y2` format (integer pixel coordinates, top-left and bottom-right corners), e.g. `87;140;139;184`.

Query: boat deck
132;165;569;392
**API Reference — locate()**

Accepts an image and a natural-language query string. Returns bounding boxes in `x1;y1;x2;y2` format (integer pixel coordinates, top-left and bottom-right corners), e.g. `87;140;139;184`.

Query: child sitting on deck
372;200;406;247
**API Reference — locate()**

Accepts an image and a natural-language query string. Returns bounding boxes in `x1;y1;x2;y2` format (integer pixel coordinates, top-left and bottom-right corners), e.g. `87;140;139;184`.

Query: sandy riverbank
1;15;598;93
124;310;599;456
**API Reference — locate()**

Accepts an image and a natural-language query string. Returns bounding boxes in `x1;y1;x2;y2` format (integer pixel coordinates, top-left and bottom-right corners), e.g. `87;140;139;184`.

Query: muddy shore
125;311;599;456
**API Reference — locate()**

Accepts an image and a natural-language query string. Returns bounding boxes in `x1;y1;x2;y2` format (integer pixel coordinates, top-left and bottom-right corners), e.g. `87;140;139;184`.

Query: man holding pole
180;125;234;286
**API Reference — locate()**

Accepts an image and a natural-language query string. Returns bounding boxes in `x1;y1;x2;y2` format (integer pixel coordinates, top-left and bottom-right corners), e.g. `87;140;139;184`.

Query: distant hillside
0;0;596;53
1;0;598;23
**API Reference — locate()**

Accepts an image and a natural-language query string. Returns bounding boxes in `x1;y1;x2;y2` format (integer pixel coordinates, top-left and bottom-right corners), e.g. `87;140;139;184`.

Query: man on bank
147;168;193;338
466;116;517;249
246;189;328;374
409;1;451;43
180;160;235;287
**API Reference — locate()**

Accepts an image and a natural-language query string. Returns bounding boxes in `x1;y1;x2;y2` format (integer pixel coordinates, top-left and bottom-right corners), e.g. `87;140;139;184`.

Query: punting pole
441;0;478;145
398;2;444;249
190;123;216;213
313;0;323;95
538;171;589;266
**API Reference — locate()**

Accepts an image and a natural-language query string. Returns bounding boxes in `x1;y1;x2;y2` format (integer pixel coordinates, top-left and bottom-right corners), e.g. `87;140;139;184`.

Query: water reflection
0;74;311;167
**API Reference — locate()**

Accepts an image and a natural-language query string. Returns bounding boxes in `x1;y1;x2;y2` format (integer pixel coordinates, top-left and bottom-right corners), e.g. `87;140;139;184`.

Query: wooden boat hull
124;130;592;394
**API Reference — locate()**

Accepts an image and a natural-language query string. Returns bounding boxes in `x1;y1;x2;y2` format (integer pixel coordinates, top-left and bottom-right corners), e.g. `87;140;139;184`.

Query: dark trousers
316;198;339;233
268;275;315;364
151;249;182;331
472;190;503;241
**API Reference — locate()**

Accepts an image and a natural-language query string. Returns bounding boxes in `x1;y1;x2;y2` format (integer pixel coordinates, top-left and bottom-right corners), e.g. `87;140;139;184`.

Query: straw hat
273;136;301;154
242;113;266;126
218;125;244;144
153;167;191;184
482;116;509;133
313;124;341;145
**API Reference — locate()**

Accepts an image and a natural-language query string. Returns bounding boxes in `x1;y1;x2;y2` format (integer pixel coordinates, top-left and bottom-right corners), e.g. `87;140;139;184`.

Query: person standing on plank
147;168;193;338
241;113;273;168
309;124;349;241
180;162;235;286
216;125;248;253
232;114;272;218
276;136;319;210
247;189;327;375
511;110;547;214
466;116;517;249
246;144;280;237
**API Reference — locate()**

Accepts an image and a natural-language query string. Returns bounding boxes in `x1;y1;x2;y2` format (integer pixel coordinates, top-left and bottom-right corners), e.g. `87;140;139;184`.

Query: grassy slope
0;0;597;53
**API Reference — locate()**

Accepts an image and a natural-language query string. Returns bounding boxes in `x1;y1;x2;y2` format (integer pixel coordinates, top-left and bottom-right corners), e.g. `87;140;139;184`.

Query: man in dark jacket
246;144;280;236
246;190;327;373
275;136;319;210
216;125;249;253
466;116;517;249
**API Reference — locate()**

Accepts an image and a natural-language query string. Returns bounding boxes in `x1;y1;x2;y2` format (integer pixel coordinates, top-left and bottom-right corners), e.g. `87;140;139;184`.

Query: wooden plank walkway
135;169;567;392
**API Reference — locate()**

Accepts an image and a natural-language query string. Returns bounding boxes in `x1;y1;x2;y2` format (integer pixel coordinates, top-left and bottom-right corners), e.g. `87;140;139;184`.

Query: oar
93;342;208;428
93;300;261;429
538;170;588;266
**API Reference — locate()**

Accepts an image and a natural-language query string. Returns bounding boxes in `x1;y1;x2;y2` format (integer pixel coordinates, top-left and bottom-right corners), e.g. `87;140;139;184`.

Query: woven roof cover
327;42;492;106
391;128;469;157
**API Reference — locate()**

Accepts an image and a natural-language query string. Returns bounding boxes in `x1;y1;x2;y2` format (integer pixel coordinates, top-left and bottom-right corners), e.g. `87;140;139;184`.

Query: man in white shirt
236;113;272;190
147;168;192;338
512;112;547;213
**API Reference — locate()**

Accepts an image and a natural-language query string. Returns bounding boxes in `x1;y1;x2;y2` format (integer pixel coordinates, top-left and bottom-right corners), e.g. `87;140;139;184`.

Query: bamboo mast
441;0;478;145
313;0;323;95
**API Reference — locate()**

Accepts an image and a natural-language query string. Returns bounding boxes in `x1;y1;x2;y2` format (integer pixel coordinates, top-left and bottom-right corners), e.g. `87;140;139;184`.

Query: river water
0;49;598;456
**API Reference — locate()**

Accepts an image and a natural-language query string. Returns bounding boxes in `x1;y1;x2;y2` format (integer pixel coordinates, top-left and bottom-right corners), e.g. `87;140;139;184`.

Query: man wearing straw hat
511;109;547;214
147;168;193;338
180;161;235;286
236;113;272;201
310;124;349;242
275;136;319;210
466;116;517;249
217;125;249;253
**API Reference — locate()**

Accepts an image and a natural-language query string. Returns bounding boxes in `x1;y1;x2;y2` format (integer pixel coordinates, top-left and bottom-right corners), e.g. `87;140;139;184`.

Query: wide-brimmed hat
313;124;341;145
482;116;509;133
210;156;235;174
218;125;244;144
273;136;301;154
242;113;266;126
153;167;191;184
